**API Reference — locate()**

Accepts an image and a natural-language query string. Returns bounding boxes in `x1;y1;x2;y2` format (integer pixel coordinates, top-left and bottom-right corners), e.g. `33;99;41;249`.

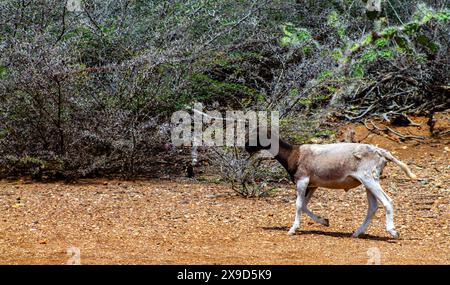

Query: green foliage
289;88;299;97
17;156;47;168
379;49;395;59
0;128;8;139
361;48;377;62
349;42;360;52
313;129;336;140
351;64;365;78
414;3;435;23
298;97;313;106
1;0;448;180
402;22;420;34
190;73;258;100
0;66;7;79
281;23;312;46
13;156;49;179
394;36;408;49
282;116;336;145
327;11;347;39
332;49;343;61
416;34;439;53
337;27;347;39
327;11;340;28
328;5;448;84
375;38;389;48
319;70;334;80
412;3;449;24
380;27;398;37
302;45;313;54
362;34;373;46
434;10;450;22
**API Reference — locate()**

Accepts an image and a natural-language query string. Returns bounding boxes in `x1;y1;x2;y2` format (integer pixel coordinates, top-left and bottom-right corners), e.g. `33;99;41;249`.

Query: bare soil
0;118;449;264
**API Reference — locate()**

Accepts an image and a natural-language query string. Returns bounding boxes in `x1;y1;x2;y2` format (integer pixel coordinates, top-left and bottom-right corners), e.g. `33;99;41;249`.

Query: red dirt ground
0;117;449;264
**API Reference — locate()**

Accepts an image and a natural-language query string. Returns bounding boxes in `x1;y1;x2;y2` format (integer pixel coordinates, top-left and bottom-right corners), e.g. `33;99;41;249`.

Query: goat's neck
274;138;299;180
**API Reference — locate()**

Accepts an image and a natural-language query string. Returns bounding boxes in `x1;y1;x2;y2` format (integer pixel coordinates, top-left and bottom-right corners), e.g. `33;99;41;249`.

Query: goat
245;133;417;238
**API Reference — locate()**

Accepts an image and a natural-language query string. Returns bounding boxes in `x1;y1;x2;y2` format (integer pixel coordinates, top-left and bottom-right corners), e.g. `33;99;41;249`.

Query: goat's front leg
288;177;309;235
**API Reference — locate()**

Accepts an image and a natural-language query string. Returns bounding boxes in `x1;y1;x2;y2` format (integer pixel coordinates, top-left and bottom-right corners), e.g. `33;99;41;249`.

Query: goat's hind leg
352;189;378;238
360;178;399;238
288;177;309;235
302;187;329;226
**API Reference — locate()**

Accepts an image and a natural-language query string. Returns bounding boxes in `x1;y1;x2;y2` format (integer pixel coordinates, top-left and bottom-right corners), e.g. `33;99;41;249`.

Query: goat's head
244;127;279;155
244;140;270;155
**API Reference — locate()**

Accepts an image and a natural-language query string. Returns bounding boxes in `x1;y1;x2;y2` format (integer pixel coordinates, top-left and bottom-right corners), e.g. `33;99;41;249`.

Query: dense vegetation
0;0;448;183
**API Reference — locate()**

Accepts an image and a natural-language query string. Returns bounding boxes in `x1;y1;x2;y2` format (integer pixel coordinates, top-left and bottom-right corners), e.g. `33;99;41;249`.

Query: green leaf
283;23;296;36
362;34;373;46
319;70;334;80
361;48;377;62
327;11;339;28
417;34;439;53
380;27;397;37
434;10;450;22
280;36;292;46
289;88;299;97
375;38;389;48
351;64;365;78
326;86;338;93
332;49;343;61
302;45;313;54
0;129;8;139
349;42;360;52
298;98;312;106
402;22;420;34
414;3;434;24
0;66;7;79
380;49;395;59
395;46;407;54
296;29;311;42
394;36;408;49
338;27;347;39
281;24;311;47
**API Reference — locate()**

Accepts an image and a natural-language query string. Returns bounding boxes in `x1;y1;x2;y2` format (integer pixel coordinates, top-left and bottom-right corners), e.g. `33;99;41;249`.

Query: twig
343;104;376;121
368;120;426;141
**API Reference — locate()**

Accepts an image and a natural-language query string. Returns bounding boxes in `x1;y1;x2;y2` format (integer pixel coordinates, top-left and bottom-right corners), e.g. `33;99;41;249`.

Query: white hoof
388;229;399;239
288;229;296;235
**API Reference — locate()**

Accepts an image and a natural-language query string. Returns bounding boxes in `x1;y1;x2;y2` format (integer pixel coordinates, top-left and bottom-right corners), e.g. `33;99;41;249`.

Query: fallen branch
364;120;426;141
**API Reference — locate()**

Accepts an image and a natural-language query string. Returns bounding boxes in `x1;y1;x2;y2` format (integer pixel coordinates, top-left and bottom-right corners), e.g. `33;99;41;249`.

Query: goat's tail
377;148;417;180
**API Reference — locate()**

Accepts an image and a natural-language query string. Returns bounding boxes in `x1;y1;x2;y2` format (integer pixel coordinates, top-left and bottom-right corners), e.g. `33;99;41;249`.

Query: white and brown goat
245;135;417;238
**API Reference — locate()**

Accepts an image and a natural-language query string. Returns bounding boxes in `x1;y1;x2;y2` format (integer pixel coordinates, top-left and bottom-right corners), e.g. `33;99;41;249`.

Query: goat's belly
309;175;361;190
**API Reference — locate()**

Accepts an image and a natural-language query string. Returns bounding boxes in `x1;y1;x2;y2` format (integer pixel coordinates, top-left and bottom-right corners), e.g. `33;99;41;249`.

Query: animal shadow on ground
261;226;394;241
